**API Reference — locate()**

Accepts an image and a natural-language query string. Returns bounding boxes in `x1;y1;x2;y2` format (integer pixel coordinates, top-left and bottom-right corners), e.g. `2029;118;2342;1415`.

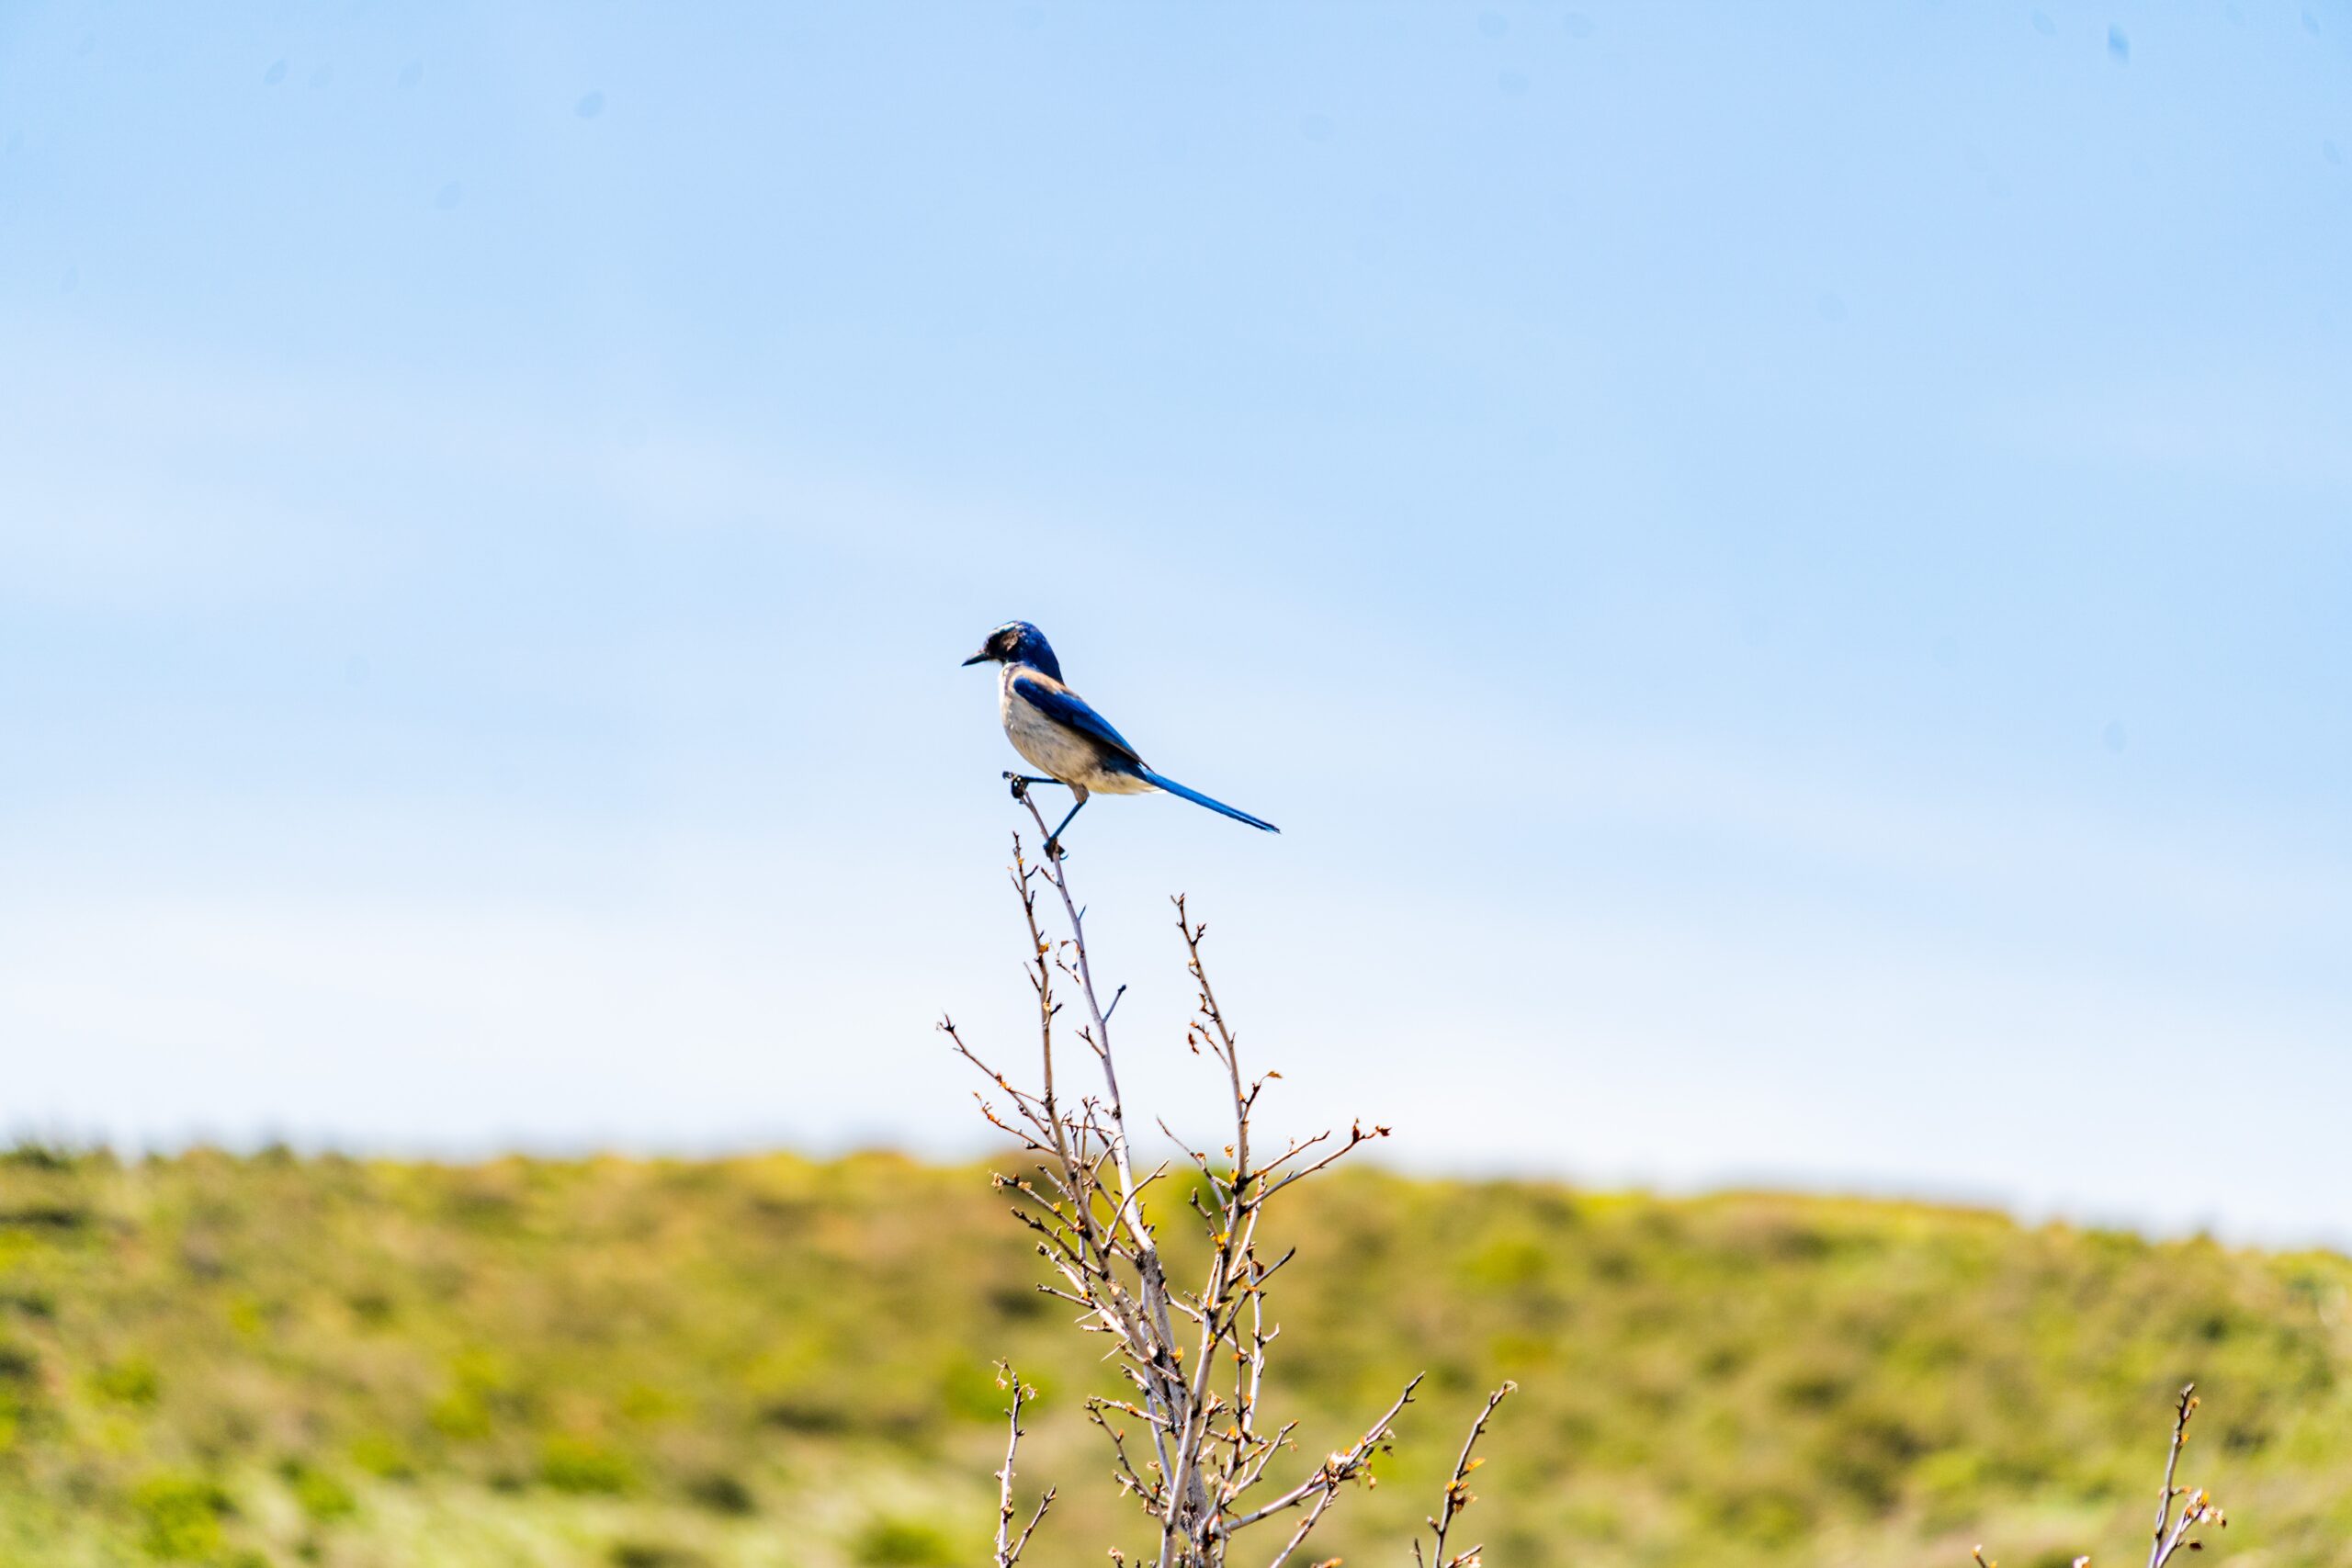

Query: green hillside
0;1146;2344;1568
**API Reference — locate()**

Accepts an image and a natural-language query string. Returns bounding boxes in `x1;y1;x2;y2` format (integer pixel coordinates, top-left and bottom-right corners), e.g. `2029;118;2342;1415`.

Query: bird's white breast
1000;669;1154;794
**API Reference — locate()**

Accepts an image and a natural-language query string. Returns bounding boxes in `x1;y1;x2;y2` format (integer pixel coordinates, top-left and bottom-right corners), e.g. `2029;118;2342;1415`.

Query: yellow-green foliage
0;1145;2346;1567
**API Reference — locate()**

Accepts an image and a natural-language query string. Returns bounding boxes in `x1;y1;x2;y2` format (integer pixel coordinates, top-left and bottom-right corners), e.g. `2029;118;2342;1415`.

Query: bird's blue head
961;621;1062;682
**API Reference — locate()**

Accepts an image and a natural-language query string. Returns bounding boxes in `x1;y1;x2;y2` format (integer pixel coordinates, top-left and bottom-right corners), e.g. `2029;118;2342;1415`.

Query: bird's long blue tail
1137;768;1280;833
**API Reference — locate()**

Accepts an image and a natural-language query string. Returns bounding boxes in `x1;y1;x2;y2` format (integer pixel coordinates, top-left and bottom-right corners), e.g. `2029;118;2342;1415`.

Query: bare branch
1423;1382;1517;1568
2147;1383;2225;1568
993;1364;1055;1568
956;781;1498;1566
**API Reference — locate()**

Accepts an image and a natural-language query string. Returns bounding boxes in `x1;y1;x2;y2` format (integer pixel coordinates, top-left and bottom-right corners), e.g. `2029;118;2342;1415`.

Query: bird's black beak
961;649;991;667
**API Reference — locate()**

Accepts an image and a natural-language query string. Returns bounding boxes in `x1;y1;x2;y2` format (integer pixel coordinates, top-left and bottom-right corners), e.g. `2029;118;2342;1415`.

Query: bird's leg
1043;794;1090;859
1002;773;1063;795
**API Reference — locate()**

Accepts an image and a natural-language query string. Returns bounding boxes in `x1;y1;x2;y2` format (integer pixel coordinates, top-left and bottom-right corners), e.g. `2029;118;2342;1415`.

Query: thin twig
1423;1382;1517;1568
2146;1383;2225;1568
993;1365;1055;1568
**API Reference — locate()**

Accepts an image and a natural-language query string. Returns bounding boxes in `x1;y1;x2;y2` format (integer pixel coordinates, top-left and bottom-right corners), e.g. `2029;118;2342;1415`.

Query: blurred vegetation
0;1145;2346;1567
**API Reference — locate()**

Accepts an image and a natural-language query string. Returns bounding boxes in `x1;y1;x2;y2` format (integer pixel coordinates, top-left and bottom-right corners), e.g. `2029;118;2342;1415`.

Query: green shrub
682;1470;756;1516
427;1387;493;1439
345;1434;415;1482
851;1517;959;1568
538;1435;634;1495
610;1544;709;1568
130;1472;235;1561
93;1355;163;1407
278;1461;357;1525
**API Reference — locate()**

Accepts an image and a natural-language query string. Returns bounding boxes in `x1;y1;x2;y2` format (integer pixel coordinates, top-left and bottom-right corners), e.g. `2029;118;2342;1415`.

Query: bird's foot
1003;771;1031;802
1042;836;1069;862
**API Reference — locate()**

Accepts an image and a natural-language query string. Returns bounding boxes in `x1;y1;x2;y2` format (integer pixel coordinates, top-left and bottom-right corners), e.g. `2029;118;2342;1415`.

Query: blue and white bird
963;621;1279;852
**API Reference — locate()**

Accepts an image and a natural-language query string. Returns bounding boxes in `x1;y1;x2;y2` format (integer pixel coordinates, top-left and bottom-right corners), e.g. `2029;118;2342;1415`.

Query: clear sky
3;3;2346;1244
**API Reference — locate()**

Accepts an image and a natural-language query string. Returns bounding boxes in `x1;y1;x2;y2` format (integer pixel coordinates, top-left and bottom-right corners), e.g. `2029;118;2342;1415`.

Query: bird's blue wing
1010;671;1145;764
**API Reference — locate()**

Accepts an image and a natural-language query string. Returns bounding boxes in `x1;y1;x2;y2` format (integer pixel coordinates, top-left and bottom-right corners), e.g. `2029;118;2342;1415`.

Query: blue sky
2;2;2346;1243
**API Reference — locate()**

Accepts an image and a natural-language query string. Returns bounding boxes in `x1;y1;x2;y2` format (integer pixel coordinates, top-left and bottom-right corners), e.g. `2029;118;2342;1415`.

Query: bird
963;621;1279;853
